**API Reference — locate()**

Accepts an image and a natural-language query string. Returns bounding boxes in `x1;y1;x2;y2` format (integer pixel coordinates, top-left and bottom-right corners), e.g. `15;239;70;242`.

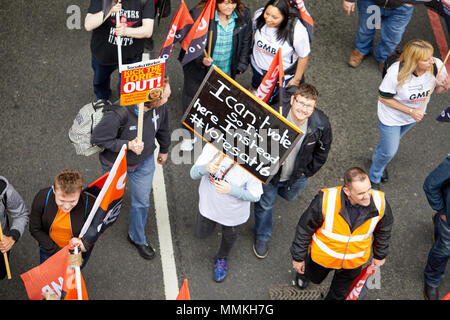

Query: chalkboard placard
182;66;304;184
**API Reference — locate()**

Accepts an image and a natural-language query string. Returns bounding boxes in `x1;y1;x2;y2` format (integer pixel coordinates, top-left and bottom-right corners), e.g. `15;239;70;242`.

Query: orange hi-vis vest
310;186;386;270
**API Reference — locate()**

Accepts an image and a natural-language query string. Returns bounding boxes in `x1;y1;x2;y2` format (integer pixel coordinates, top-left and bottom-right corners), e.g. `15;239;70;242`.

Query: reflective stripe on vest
310;186;386;269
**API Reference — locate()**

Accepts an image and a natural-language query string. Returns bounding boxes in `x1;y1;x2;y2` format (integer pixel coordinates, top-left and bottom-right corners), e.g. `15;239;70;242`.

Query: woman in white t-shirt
190;143;263;282
369;40;449;187
250;0;310;103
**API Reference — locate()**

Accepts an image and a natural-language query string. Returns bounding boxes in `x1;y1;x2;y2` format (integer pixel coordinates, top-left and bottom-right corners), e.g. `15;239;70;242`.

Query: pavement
0;0;449;302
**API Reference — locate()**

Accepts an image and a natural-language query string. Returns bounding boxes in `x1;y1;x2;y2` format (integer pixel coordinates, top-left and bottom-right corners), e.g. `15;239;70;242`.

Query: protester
343;0;414;70
91;77;171;260
291;167;394;300
29;170;95;268
190;143;262;282
368;39;449;189
178;0;252;151
0;176;29;280
250;0;311;103
253;83;332;259
423;156;450;300
84;0;155;102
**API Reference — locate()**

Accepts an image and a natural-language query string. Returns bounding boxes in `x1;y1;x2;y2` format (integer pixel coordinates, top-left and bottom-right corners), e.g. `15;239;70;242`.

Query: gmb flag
159;0;194;60
180;0;216;65
79;144;128;244
345;265;376;300
255;48;284;103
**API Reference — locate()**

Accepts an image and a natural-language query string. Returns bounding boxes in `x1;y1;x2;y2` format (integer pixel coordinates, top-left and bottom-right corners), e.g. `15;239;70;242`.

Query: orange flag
176;279;191;300
254;48;284;103
20;246;69;300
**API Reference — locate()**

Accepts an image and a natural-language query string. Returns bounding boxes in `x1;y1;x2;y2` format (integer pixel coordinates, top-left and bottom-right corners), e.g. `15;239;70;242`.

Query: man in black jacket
92;78;171;260
290;167;393;300
253;83;332;258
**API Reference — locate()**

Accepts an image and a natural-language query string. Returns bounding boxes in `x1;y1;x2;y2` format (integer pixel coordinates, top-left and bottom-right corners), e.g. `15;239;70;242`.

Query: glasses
293;98;315;112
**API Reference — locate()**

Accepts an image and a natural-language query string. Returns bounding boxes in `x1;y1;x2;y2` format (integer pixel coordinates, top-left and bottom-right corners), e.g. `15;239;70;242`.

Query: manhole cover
268;285;326;300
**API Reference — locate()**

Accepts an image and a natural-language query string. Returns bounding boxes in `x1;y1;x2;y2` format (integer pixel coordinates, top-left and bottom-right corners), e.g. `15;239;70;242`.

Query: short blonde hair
54;170;83;194
397;40;434;88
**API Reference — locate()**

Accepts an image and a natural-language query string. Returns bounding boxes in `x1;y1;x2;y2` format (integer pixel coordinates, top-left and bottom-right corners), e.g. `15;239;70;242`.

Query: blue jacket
423;156;450;226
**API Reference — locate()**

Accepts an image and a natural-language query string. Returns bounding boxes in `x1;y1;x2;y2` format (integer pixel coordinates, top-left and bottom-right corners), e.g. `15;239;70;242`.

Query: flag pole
0;227;11;279
73;246;83;300
116;11;123;73
420;49;450;112
208;30;213;58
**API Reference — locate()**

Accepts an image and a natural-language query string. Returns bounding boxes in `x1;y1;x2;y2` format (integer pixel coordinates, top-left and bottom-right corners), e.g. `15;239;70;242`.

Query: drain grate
268;285;326;300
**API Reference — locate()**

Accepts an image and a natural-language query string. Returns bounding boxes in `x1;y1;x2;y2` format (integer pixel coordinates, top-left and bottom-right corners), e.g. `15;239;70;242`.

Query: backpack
68;100;128;156
382;49;438;79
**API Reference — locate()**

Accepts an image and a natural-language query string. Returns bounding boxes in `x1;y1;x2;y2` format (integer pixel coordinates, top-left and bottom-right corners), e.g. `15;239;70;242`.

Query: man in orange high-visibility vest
290;167;394;300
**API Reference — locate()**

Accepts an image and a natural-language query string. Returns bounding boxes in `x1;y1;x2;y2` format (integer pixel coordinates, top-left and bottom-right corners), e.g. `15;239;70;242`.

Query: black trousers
0;251;10;280
305;255;362;300
196;212;238;259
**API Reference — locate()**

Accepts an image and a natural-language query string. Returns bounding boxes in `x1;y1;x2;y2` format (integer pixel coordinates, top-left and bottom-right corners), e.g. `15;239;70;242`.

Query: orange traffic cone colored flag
176;279;191;300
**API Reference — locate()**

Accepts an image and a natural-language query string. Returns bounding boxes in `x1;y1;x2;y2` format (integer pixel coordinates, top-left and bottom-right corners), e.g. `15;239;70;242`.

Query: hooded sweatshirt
0;176;29;242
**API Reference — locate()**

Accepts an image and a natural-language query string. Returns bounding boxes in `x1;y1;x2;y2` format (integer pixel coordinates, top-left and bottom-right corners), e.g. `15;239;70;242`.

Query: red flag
345;265;376;300
180;0;216;65
254;48;284;103
159;0;194;60
442;292;450;300
176;279;191;300
20;246;69;300
288;0;314;42
79;144;127;244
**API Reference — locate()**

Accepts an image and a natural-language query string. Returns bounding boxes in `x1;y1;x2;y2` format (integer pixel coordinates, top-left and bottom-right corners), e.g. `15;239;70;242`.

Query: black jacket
270;86;332;187
29;187;96;257
91;104;171;168
179;6;253;99
290;189;394;263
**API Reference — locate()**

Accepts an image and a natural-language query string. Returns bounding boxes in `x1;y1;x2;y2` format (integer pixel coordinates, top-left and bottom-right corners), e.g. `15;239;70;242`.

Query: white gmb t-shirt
378;58;446;126
195;143;263;227
251;8;310;74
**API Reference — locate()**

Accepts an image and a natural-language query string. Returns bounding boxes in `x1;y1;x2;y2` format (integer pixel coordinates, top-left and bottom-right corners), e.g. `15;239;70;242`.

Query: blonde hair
397;40;434;88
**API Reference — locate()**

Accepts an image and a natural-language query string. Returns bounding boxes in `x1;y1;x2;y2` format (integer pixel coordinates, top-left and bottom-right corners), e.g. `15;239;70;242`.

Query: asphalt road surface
0;0;449;302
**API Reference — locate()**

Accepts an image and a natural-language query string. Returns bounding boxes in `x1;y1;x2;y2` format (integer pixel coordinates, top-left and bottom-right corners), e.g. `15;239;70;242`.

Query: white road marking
153;146;179;300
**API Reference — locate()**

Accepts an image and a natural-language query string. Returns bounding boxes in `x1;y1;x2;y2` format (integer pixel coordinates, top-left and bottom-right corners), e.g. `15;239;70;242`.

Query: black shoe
424;283;439;300
127;235;156;260
381;169;389;183
294;273;309;290
370;180;381;190
253;239;269;259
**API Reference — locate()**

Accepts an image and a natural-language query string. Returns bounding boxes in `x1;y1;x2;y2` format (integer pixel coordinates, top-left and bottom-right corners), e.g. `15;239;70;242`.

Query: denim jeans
369;119;416;183
102;154;155;246
40;246;91;270
91;54;141;101
254;175;308;241
356;0;414;62
424;214;450;288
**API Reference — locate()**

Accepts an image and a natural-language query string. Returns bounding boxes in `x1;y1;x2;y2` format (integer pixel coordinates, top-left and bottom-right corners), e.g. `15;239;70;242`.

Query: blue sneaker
213;258;228;282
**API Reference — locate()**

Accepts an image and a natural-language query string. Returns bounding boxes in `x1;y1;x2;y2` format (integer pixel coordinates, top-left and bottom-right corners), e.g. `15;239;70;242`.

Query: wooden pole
137;102;144;142
208;30;213;58
420;50;450;112
0;227;11;279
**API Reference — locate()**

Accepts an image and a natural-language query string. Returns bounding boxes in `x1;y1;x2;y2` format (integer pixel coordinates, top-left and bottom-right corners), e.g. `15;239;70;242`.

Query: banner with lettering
181;66;304;184
120;59;165;106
